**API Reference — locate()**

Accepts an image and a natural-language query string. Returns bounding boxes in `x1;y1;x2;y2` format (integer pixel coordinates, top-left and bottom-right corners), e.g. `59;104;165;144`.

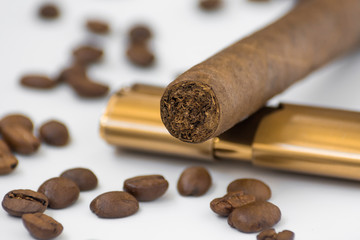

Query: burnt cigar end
160;81;219;143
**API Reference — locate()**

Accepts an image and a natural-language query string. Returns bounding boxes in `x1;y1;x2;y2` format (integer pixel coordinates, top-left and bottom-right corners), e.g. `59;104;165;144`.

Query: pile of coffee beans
0;114;70;175
2;167;97;239
126;25;155;67
210;178;294;239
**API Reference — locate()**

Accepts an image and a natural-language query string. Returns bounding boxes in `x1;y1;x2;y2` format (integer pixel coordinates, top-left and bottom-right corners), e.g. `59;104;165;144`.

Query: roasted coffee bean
70;79;109;98
20;75;57;89
257;228;277;240
57;64;87;84
126;43;154;67
277;230;295;240
0;140;18;175
1;125;40;155
39;4;60;19
73;45;103;65
86;19;110;34
0;114;34;132
38;177;80;209
210;191;255;216
2;189;48;217
129;25;152;43
60;168;98;191
22;212;63;240
177;166;212;196
199;0;222;10
228;201;281;233
227;178;271;201
39;120;69;146
123;175;168;201
90;191;139;218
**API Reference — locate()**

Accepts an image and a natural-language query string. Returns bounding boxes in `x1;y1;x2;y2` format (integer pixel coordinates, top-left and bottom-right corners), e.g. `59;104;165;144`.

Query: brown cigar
160;0;360;143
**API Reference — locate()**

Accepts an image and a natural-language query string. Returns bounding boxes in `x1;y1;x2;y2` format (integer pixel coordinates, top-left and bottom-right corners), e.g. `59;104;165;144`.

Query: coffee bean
123;175;168;201
39;120;69;146
22;212;63;240
227;178;271;201
60;168;98;191
57;65;87;84
38;177;80;209
1;125;40;155
86;19;110;34
257;229;295;240
199;0;222;10
73;45;103;65
257;228;277;240
2;189;48;217
277;230;295;240
20;75;57;89
0;140;18;175
228;201;281;233
90;191;139;218
0;114;34;132
210;191;256;216
69;79;109;98
177;166;212;196
126;43;154;67
39;4;60;19
129;25;152;44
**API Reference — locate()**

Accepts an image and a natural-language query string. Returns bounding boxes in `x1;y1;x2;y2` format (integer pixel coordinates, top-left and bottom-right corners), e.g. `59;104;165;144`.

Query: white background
1;0;360;239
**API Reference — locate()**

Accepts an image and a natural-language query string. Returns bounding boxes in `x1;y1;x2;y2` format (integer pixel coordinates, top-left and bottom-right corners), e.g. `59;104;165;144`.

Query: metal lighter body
100;84;360;181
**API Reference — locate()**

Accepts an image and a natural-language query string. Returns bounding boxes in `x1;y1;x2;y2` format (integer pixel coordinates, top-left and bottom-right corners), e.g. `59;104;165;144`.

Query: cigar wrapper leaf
160;0;360;143
100;84;360;181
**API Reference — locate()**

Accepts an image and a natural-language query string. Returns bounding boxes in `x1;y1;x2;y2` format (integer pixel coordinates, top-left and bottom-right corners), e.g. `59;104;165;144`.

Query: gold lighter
100;84;360;181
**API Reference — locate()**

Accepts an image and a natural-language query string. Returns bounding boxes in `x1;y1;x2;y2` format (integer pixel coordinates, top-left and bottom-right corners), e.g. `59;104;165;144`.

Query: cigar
160;0;360;143
100;84;360;181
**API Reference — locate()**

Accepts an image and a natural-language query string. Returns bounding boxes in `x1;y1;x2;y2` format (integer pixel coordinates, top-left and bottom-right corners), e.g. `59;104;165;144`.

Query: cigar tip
160;81;219;143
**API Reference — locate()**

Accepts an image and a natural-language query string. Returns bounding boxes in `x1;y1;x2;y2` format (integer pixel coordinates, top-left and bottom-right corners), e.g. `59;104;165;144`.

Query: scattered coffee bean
60;168;98;191
2;189;48;217
126;43;155;67
38;177;80;209
0;140;18;175
38;4;60;19
227;178;271;201
257;228;277;240
22;212;63;240
57;64;88;84
257;229;295;240
277;230;295;240
199;0;222;10
0;114;34;132
228;201;281;233
210;191;256;216
123;175;168;201
69;79;109;98
90;191;139;218
86;19;110;34
39;120;69;146
73;45;103;65
1;125;40;155
20;75;57;89
129;25;152;44
177;166;212;196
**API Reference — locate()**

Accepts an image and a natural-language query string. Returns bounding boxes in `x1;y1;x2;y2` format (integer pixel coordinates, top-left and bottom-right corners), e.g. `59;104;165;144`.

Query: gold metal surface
253;104;360;180
100;84;214;160
100;84;360;181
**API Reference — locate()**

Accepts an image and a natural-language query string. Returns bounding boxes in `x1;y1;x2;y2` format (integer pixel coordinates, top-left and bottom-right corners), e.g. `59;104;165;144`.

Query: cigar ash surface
160;81;219;143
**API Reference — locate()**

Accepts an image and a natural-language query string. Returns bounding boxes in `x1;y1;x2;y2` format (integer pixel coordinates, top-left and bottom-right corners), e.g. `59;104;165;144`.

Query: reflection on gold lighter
100;84;360;181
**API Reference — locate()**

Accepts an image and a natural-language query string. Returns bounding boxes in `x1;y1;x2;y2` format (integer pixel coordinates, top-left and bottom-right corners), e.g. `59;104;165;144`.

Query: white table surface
1;0;360;239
